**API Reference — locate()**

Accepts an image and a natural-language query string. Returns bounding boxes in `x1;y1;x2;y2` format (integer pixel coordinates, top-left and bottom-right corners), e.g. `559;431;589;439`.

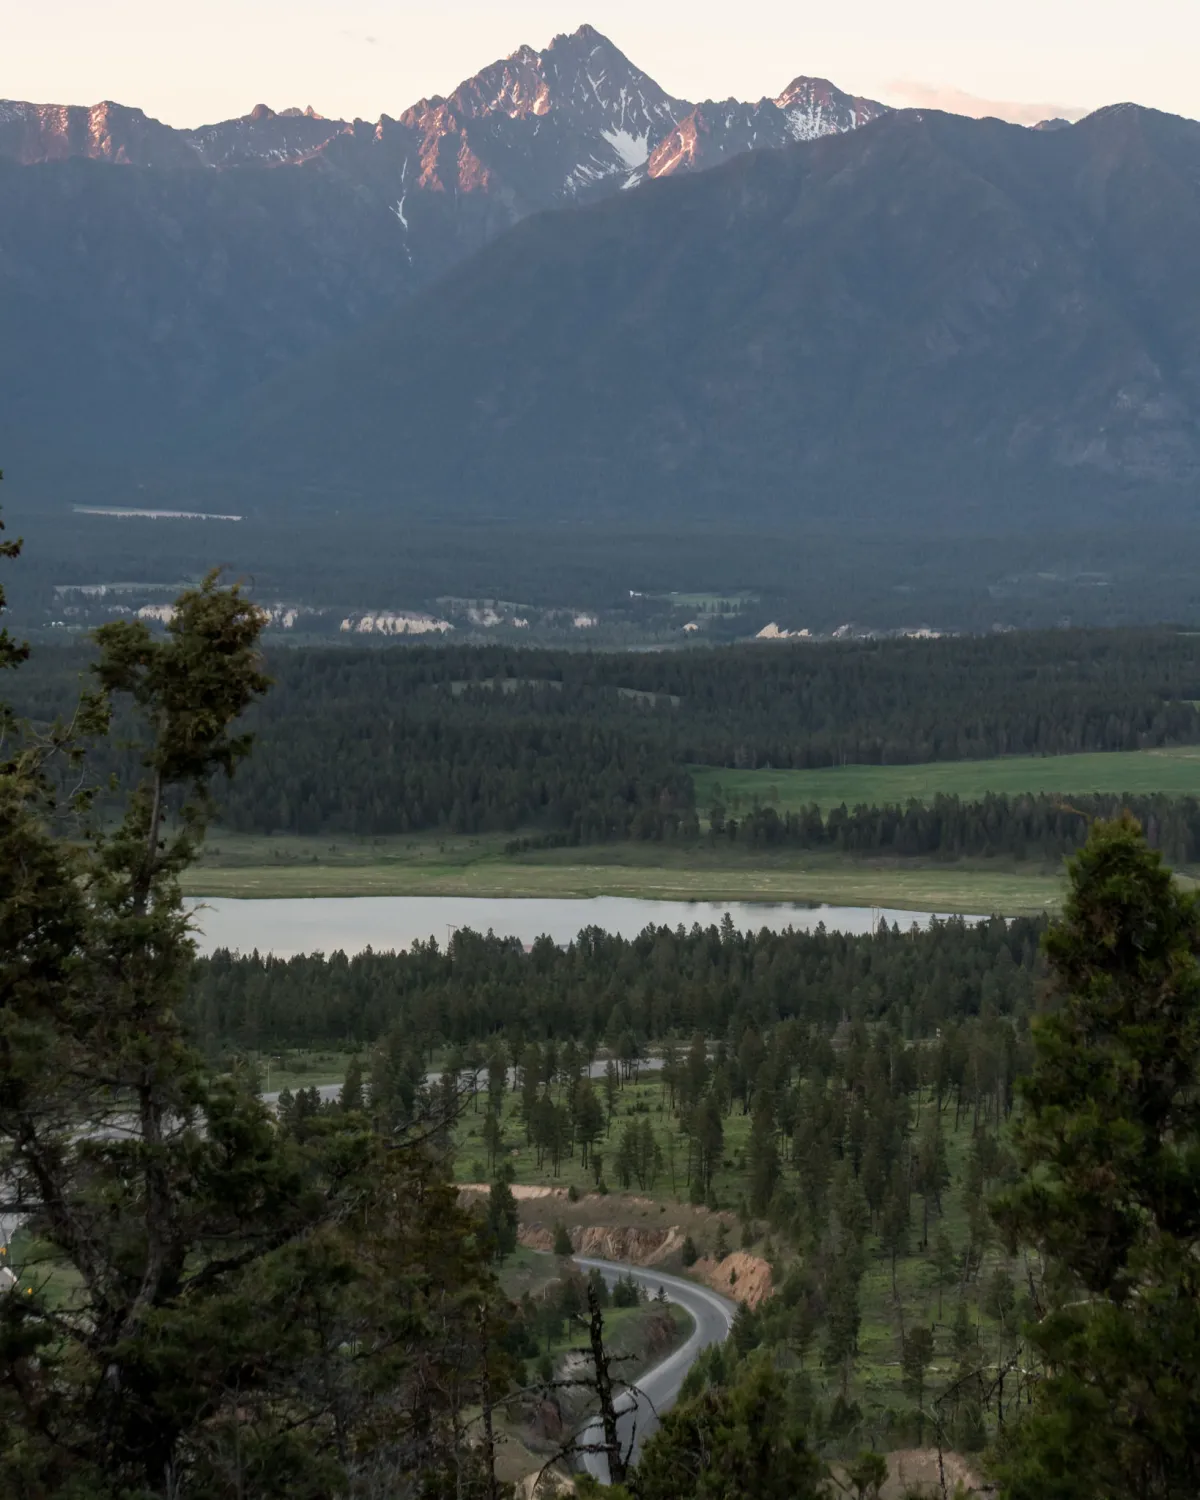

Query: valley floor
184;833;1069;914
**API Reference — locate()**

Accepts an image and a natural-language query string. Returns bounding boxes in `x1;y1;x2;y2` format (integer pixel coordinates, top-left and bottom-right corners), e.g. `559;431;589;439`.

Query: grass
185;831;1066;913
182;745;1200;912
693;744;1200;814
470;1075;1026;1441
246;1048;350;1094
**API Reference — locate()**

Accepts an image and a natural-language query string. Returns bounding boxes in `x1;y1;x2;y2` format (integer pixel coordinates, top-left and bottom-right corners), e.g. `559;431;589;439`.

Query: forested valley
189;914;1041;1055
3;552;1200;1499
12;629;1200;865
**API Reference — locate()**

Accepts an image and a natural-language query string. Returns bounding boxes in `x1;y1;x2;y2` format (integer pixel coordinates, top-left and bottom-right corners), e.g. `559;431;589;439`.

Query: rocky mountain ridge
0;24;885;201
0;97;345;167
210;103;1200;528
0;24;898;475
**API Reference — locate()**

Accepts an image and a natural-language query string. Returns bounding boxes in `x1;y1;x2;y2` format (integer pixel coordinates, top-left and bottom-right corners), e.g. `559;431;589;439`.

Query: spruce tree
994;817;1200;1500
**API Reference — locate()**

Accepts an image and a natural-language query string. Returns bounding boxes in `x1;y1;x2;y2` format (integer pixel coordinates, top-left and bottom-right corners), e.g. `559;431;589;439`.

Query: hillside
0;25;884;483
208;103;1200;529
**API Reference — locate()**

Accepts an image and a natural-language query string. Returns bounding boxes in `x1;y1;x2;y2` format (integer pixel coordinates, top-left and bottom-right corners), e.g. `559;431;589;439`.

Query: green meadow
693;745;1200;813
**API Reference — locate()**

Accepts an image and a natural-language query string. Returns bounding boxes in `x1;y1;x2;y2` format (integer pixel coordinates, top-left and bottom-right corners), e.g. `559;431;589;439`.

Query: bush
681;1234;698;1267
567;1183;580;1202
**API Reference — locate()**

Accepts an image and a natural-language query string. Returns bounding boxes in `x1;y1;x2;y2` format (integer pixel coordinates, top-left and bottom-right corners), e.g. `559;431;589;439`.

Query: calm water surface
188;895;973;958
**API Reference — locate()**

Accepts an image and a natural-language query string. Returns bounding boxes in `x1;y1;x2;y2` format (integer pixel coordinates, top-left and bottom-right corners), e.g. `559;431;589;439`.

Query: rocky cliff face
0;97;349;167
0;99;197;166
645;75;888;179
0;25;881;199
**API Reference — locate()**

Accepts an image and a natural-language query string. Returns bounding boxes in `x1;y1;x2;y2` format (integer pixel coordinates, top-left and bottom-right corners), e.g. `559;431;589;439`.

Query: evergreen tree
747;1091;781;1215
338;1056;365;1113
632;1361;827;1500
484;1172;519;1262
901;1326;935;1441
0;566;499;1496
879;1163;912;1299
822;1261;862;1400
575;1078;605;1169
994;817;1200;1500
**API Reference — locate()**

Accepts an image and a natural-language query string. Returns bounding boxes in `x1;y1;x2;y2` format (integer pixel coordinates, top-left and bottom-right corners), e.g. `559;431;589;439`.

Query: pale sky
6;1;1197;129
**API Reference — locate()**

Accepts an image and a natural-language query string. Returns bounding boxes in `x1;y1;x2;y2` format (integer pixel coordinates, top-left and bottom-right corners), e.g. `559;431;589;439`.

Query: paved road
572;1256;737;1484
261;1056;663;1108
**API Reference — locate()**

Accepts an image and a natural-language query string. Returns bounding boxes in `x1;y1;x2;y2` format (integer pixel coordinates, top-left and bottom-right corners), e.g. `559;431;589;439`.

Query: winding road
571;1255;738;1484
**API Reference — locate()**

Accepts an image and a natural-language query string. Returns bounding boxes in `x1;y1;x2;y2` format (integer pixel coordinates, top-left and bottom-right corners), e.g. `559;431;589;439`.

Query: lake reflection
188;895;970;959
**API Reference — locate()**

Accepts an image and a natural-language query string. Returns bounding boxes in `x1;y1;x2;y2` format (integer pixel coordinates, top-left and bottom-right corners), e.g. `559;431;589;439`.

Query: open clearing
693;744;1200;812
185;836;1069;914
187;746;1200;912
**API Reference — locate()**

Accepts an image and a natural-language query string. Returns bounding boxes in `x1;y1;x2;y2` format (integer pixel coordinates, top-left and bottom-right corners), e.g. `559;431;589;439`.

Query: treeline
719;791;1200;864
186;914;1043;1055
13;627;1200;837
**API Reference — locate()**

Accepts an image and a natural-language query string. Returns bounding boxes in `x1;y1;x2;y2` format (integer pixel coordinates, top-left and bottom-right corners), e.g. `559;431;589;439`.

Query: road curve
571;1255;738;1484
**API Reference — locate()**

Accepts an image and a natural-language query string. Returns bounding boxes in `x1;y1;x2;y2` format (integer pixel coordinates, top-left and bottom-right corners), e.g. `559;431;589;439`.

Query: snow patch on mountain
601;126;649;168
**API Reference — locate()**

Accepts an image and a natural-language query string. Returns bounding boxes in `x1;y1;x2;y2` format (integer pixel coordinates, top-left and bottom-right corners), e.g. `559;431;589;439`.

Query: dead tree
587;1281;629;1485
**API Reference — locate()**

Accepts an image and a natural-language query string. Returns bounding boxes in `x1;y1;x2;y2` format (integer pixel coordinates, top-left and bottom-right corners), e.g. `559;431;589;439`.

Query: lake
187;895;974;958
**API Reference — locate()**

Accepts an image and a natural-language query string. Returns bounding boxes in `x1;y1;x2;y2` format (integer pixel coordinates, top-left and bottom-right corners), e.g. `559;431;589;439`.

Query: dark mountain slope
0;26;890;488
0;155;417;467
213;105;1200;529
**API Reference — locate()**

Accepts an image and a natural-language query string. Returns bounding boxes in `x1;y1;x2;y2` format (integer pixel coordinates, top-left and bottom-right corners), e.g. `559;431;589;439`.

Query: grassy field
185;832;1067;913
693;744;1200;813
179;745;1200;913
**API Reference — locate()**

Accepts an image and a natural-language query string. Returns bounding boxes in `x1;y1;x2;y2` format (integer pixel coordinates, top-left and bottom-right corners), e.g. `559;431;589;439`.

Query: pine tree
485;1173;519;1262
747;1091;781;1215
0;564;500;1496
339;1056;365;1113
879;1163;912;1299
901;1326;935;1441
993;817;1200;1500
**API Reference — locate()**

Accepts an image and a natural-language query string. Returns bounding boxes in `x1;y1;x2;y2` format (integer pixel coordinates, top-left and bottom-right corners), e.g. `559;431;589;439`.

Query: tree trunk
587;1284;627;1485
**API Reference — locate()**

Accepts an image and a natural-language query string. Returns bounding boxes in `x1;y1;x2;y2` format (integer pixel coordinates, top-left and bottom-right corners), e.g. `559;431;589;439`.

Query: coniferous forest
4;551;1200;1499
12;629;1200;860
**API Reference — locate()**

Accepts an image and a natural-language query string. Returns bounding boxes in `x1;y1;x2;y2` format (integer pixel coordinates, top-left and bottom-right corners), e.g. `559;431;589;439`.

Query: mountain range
3;21;1200;568
0;25;886;475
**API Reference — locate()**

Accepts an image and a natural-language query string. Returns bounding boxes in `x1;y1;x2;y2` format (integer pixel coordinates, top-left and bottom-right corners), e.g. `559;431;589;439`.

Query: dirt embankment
461;1184;774;1307
689;1250;773;1309
515;1222;773;1309
518;1221;686;1265
879;1449;994;1497
460;1183;568;1202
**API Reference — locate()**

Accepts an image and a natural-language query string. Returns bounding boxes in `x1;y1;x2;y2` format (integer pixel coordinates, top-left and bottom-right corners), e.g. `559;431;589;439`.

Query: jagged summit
642;73;887;180
1;26;881;186
773;76;889;137
0;22;905;461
